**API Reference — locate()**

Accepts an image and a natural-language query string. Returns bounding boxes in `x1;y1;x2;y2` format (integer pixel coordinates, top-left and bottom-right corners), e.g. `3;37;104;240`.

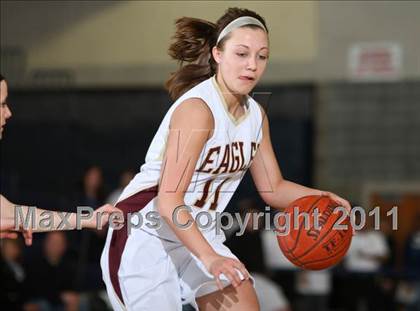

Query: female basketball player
101;8;351;310
0;74;122;244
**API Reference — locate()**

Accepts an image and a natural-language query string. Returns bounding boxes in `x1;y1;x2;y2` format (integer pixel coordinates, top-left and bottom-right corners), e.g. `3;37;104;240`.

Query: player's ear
212;46;222;64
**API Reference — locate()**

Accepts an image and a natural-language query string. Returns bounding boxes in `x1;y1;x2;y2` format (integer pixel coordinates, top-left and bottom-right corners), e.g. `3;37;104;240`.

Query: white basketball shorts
100;186;249;311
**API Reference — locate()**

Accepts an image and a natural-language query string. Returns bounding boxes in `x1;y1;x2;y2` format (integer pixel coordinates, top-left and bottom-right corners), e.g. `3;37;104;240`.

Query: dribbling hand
321;191;355;235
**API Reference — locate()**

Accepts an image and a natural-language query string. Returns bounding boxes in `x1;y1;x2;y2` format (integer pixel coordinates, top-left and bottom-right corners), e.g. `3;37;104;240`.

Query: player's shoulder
176;97;211;114
172;97;213;127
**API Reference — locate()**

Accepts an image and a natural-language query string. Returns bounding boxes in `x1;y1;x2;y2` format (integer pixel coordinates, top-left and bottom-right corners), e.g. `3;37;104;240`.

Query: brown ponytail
165;8;268;100
165;17;217;100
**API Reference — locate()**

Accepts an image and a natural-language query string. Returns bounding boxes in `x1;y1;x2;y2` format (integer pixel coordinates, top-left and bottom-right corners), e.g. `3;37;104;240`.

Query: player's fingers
342;200;351;214
24;236;32;246
23;229;33;246
324;192;353;234
232;269;243;286
221;270;237;288
223;267;241;287
214;272;224;291
229;259;249;281
327;192;351;214
100;205;124;222
334;199;354;235
234;262;250;280
112;212;125;224
107;212;124;227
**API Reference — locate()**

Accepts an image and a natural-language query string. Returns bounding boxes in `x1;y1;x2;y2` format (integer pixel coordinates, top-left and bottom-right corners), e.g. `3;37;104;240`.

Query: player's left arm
249;105;351;211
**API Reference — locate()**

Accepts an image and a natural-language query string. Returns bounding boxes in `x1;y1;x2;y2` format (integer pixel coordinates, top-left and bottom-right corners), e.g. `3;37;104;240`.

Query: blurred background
1;1;419;310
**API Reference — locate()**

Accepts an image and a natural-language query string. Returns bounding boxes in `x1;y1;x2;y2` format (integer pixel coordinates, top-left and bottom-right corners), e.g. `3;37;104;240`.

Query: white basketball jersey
118;76;263;240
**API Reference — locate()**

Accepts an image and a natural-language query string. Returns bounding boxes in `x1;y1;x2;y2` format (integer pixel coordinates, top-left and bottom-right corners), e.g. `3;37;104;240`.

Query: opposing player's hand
0;195;33;245
202;253;250;290
0;229;33;246
86;204;124;229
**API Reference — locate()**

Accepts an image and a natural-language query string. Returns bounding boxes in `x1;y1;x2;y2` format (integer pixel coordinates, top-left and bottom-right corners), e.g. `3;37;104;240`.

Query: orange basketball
276;195;353;270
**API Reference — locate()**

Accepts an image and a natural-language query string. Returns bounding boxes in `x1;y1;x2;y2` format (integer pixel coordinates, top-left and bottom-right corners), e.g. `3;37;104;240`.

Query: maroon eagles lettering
197;147;221;173
197;141;259;174
194;141;259;210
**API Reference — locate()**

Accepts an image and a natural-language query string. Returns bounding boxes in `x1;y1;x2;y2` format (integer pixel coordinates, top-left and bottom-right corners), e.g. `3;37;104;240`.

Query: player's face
214;27;269;95
0;80;12;139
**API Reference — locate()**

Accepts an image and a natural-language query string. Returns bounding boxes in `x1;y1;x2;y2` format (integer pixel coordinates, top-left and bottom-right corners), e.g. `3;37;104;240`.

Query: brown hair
165;7;268;100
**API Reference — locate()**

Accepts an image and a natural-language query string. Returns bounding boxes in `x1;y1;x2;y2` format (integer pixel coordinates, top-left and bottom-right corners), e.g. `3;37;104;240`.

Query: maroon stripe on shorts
108;186;158;305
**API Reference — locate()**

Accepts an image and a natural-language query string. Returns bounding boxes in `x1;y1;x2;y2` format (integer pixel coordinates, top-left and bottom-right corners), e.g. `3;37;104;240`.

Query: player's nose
246;57;257;71
5;105;12;119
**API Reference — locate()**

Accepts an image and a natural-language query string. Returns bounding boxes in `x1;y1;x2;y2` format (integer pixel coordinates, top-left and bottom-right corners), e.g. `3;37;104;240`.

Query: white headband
216;16;267;45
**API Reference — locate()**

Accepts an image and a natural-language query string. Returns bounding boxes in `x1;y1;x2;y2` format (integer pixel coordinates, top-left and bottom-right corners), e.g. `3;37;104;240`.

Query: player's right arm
156;98;249;289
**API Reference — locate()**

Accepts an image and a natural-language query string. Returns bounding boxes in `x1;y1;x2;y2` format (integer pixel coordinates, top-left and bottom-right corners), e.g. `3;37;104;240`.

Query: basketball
276;195;353;270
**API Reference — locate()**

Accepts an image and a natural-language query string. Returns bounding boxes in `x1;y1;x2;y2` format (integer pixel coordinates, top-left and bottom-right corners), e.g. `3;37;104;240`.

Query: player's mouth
239;75;255;82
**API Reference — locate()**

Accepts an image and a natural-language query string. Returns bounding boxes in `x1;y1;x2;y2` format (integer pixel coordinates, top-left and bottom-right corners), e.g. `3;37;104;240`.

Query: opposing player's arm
0;194;122;245
250;105;324;209
157;98;249;288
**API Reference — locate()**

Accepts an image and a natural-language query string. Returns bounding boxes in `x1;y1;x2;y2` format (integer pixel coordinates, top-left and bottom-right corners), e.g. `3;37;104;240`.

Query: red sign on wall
348;42;402;81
